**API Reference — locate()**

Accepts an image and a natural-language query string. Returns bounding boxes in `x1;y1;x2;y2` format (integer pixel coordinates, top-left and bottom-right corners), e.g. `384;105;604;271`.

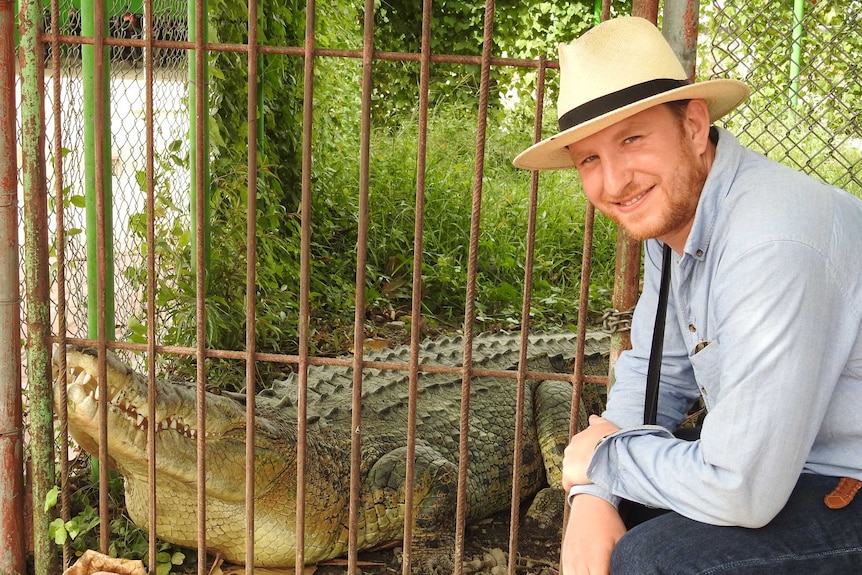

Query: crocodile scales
53;330;609;572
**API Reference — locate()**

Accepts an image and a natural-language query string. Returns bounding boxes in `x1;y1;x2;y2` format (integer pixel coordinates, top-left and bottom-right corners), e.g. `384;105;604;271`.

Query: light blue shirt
570;128;862;528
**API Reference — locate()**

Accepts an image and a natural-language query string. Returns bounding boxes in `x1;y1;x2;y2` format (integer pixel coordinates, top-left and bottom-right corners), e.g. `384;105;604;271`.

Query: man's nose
601;157;633;197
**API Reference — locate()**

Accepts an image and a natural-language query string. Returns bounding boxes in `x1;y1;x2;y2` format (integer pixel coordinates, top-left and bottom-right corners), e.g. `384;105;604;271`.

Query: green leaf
127;316;149;344
65;517;81;540
44;486;59;512
48;517;67;545
70;195;87;208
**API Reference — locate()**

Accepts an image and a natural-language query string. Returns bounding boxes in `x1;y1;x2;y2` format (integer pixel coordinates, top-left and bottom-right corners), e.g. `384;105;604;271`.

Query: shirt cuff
586;424;676;493
567;483;622;508
567;424;674;509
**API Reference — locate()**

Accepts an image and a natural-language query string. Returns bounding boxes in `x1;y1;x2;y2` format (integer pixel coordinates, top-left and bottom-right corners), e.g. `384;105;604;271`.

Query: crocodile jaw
58;353;237;477
53;348;293;511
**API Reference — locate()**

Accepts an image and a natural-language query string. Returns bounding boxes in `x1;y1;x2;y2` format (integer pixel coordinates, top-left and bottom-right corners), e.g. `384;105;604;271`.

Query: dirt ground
309;499;564;575
209;493;564;575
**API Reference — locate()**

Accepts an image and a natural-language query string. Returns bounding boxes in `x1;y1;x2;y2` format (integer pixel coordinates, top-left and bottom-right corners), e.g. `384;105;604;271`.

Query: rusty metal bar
0;0;25;569
559;7;605;562
570;1;607;437
193;0;209;566
244;0;260;567
663;0;701;80
347;1;375;572
569;21;604;426
35;30;571;72
570;204;596;433
295;0;317;567
507;53;548;575
569;17;603;438
454;1;496;572
57;335;607;384
609;231;640;380
19;0;59;570
400;0;433;572
633;0;659;24
141;0;159;570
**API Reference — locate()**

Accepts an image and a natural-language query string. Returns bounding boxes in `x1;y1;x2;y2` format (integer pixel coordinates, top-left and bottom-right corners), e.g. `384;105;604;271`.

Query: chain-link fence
24;0;862;352
35;0;190;342
701;1;861;195
31;0;861;352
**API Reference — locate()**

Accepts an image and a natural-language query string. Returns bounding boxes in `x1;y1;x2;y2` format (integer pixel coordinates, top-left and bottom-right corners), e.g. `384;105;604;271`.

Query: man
513;16;862;575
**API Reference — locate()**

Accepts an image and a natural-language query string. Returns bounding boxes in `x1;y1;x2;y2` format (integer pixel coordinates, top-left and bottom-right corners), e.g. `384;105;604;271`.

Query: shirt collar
682;127;743;262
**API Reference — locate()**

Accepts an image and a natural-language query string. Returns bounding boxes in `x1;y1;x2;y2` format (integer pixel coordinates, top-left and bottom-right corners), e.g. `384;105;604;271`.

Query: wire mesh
700;1;861;195
28;0;861;351
38;0;191;344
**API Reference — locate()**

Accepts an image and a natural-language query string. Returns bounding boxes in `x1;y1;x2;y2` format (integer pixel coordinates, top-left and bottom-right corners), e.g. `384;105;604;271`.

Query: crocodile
53;331;609;572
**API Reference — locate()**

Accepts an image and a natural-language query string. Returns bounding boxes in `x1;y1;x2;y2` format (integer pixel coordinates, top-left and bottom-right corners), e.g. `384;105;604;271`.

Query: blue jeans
611;474;862;574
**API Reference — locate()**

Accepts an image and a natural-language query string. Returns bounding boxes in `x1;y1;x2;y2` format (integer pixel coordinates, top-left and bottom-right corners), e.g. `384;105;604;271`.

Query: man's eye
580;155;597;166
624;135;641;144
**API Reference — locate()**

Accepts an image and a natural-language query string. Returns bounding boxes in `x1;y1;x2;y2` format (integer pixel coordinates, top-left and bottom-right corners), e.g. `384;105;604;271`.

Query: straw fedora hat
513;16;750;171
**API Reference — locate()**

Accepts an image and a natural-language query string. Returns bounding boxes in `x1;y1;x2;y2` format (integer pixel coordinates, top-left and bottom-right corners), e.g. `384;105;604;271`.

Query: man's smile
617;187;652;209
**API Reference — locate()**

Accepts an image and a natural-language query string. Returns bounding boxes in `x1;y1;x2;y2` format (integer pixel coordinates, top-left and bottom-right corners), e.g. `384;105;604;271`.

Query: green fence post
790;0;804;109
189;0;210;277
81;0;116;339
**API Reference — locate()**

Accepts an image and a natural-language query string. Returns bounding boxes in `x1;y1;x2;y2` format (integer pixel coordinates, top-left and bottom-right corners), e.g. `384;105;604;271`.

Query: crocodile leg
527;378;587;529
367;444;459;574
533;378;584;490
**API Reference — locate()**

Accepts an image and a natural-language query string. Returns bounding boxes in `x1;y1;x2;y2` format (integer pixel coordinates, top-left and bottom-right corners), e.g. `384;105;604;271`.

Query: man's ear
685;99;713;154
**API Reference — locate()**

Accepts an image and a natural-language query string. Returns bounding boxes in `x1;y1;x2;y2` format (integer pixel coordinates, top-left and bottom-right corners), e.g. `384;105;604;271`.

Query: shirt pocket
689;340;721;411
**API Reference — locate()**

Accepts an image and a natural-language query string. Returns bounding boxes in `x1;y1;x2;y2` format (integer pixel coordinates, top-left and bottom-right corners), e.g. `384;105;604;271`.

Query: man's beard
614;140;708;242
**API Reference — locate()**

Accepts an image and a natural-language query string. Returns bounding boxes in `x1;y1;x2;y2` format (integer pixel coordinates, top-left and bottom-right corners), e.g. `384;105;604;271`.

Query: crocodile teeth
73;371;93;386
136;413;145;427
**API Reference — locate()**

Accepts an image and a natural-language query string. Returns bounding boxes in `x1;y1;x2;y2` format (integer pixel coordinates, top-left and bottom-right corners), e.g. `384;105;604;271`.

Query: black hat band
557;78;690;132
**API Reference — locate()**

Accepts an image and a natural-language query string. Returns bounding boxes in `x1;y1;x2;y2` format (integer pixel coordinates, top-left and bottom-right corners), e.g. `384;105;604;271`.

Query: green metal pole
82;0;116;339
790;0;804;109
18;0;61;572
189;0;210;277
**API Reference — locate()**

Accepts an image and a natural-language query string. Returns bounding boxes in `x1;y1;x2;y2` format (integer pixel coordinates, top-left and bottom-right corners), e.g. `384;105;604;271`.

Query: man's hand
561;494;627;575
562;415;620;491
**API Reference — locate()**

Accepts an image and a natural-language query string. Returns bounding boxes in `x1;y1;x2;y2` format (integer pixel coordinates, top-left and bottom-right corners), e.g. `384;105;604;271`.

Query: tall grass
308;103;619;336
127;100;619;360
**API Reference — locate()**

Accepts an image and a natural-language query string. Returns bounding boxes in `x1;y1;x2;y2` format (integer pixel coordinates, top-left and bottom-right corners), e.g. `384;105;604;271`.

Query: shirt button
688;324;697;332
700;387;708;395
696;249;704;257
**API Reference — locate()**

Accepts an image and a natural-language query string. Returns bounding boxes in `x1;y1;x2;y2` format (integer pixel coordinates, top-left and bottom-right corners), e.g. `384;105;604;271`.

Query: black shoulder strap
644;243;672;426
